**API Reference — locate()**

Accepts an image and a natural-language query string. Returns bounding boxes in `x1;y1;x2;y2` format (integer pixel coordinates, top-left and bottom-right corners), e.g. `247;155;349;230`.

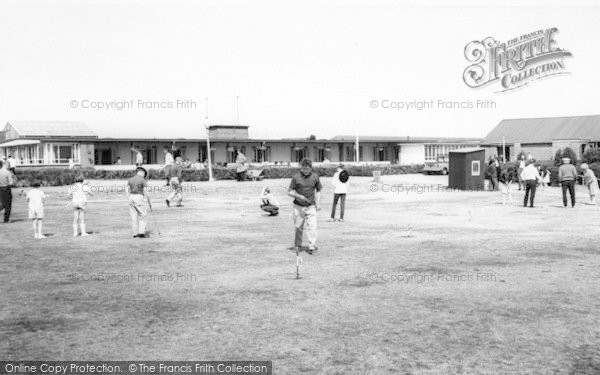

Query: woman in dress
581;163;598;204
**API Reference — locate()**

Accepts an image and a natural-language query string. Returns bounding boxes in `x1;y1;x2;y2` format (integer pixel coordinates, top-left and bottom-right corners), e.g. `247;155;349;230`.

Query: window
293;147;306;162
472;160;480;176
318;149;330;162
374;147;386;161
253;146;271;163
45;143;80;164
345;146;353;161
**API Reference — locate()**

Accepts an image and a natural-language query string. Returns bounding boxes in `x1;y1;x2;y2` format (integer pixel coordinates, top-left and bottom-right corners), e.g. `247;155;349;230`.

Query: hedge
12;164;424;187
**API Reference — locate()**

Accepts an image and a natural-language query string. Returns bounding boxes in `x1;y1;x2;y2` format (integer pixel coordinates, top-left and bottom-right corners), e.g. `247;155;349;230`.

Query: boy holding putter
288;158;322;254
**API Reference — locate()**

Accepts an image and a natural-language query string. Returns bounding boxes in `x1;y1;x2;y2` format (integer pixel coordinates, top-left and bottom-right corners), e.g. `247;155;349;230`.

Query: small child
581;163;598;204
498;170;513;206
67;175;93;236
260;187;279;216
541;166;551;190
26;182;47;239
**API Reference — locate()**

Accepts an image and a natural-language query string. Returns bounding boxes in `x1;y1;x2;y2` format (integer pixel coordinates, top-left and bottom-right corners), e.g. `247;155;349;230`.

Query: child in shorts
26;182;47;239
498;170;514;206
67;175;93;236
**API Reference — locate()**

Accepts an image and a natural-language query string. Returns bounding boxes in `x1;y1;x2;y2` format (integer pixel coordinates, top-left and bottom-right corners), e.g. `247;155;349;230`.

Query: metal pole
205;97;214;182
236;95;240;125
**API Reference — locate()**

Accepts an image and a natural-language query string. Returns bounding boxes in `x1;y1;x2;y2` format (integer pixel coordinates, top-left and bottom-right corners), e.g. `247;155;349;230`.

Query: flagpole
205;97;214;182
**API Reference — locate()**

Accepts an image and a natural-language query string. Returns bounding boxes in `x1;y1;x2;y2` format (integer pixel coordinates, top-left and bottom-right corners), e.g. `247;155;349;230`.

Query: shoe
165;199;170;207
176;204;183;207
327;218;335;222
138;234;148;238
38;234;47;239
81;232;90;237
73;233;78;237
307;246;318;255
133;234;140;238
338;218;344;222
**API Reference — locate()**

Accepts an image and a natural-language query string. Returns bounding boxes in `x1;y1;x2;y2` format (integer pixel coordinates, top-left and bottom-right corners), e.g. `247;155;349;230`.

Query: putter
296;248;302;279
148;206;162;236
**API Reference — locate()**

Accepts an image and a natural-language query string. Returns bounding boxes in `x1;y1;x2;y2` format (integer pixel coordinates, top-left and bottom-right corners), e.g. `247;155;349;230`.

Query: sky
0;0;598;140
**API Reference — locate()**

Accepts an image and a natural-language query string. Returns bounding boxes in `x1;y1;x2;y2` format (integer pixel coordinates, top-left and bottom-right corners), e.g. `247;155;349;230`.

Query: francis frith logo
463;27;572;92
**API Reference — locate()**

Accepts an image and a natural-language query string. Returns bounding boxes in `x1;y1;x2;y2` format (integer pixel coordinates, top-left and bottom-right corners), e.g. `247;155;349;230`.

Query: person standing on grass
166;156;183;207
541;166;551;190
498;169;514;206
163;147;174;186
488;156;499;191
581;163;598;205
235;151;248;181
288;158;322;254
520;159;542;208
131;148;143;167
127;167;151;238
558;157;577;208
67;175;93;237
329;163;349;222
0;160;14;223
7;155;16;174
517;153;526;190
26;182;47;239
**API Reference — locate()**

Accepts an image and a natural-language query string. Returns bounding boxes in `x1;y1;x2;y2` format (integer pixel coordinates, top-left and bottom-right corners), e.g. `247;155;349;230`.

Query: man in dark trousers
520;159;541;208
127;167;151;238
288;158;322;254
558;157;577;208
0;160;14;223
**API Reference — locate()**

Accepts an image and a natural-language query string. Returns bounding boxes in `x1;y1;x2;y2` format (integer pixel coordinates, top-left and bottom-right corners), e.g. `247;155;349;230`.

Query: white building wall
399;144;425;164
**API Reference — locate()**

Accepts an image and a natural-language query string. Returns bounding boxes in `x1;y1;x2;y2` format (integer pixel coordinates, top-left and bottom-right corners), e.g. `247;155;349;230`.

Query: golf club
148;206;162;236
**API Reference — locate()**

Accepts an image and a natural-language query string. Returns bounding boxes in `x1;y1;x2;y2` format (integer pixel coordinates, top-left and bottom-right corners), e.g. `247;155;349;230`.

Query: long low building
482;115;600;161
0;121;480;168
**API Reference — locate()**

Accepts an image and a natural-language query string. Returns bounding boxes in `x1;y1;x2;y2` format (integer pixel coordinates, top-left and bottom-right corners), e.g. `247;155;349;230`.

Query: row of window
1;144;80;165
424;144;474;161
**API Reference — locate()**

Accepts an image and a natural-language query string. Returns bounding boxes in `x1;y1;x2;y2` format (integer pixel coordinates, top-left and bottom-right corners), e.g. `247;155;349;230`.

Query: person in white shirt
520;159;542;208
260;187;279;216
67;175;94;236
26;182;47;239
7;155;16;174
330;164;349;222
163;148;174;186
517;154;526;190
131;148;143;166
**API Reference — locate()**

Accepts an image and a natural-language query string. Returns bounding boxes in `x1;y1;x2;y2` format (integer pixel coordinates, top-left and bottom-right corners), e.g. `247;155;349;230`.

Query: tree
554;147;577;166
582;147;600;164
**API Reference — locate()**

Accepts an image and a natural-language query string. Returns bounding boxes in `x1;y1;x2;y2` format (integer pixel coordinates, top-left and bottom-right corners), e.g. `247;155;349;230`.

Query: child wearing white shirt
259;187;279;216
330;164;349;222
67;175;93;236
26;182;47;239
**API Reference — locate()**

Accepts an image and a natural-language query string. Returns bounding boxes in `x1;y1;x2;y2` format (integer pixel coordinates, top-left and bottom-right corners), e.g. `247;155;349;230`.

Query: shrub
12;164;424;187
554;147;578;166
582;148;600;164
13;168;78;188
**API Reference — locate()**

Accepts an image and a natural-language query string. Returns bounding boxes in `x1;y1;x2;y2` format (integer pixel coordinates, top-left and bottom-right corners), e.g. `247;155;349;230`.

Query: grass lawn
1;174;599;374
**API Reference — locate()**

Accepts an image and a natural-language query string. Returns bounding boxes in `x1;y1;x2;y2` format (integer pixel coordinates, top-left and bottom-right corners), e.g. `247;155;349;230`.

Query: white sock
80;223;88;235
73;224;78;236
